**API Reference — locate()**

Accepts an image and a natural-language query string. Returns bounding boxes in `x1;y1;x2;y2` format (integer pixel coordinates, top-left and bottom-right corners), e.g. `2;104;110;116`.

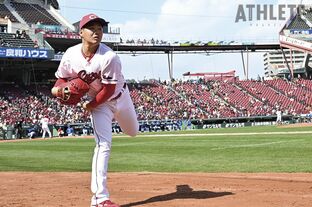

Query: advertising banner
0;47;49;59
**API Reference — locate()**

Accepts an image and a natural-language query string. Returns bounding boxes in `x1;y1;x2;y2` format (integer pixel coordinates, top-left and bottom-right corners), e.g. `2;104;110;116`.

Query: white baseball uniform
55;43;139;205
40;117;52;138
276;110;282;123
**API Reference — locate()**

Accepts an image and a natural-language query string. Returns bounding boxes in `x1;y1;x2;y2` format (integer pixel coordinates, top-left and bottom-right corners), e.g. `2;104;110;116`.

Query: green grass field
1;126;312;173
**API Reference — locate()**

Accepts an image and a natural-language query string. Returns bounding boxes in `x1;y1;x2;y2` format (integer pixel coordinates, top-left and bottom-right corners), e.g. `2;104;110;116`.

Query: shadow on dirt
121;184;233;207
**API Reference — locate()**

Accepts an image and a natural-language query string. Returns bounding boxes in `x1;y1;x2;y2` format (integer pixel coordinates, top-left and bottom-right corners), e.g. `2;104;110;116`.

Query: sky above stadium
57;0;311;81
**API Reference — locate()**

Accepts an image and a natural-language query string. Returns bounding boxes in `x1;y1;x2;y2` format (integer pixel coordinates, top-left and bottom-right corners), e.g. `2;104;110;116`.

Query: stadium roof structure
183;70;236;81
45;38;282;80
45;38;281;54
279;5;312;78
110;43;281;55
279;6;312;53
112;43;282;80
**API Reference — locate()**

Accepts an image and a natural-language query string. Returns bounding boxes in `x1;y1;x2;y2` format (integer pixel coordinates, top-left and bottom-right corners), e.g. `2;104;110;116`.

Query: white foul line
114;130;312;138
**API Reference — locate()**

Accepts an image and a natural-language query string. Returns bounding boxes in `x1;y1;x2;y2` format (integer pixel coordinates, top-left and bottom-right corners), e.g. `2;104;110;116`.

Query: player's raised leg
114;88;139;137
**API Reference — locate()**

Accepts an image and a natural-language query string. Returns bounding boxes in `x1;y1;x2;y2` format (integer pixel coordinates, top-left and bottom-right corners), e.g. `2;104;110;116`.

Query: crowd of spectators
130;82;194;120
0;84;90;138
172;80;238;118
122;38;169;46
1;77;312;139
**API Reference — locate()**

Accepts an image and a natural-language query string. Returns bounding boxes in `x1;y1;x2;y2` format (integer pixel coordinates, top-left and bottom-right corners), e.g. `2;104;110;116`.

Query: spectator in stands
34;40;39;48
20;30;26;39
15;30;20;38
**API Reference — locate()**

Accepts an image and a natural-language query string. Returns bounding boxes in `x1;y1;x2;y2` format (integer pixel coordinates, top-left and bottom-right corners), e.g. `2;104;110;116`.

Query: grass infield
0;126;312;172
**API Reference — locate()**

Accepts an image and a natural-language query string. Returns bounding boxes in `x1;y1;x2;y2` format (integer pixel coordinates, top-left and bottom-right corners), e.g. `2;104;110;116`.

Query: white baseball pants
42;126;52;138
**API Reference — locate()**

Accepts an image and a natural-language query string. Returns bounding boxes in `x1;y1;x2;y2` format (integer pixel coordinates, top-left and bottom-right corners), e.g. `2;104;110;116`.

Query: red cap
79;13;108;29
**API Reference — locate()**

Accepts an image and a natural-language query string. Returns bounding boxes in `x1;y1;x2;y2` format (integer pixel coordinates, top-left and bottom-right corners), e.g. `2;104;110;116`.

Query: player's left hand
82;101;93;111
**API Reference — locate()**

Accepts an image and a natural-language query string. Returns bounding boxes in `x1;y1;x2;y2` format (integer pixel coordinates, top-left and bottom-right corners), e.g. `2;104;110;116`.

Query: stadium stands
131;82;193;120
0;32;35;47
304;11;312;24
217;81;269;116
266;79;312;106
296;78;312;91
1;78;312;138
0;3;18;22
0;83;90;126
237;80;307;114
11;2;60;25
172;81;237;118
287;15;311;30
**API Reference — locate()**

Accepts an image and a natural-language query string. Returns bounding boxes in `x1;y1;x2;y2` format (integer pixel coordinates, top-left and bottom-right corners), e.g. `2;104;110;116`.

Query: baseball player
40;116;52;138
276;109;282;125
52;13;139;207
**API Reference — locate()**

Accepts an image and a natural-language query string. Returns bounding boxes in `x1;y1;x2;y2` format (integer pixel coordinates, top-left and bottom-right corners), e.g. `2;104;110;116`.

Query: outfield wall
1;114;311;140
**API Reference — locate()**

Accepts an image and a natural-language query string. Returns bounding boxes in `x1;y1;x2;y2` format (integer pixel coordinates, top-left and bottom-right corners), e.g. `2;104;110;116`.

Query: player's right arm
83;84;116;111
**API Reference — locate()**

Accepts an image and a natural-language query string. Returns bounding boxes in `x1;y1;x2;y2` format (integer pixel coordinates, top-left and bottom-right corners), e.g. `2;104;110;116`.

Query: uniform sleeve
55;50;74;79
101;53;121;84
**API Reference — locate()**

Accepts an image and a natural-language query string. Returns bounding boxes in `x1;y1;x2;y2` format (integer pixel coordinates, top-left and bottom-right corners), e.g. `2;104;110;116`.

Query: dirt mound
1;172;311;207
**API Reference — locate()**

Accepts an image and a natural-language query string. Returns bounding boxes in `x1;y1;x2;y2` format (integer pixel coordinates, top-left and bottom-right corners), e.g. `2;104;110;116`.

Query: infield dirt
0;172;311;207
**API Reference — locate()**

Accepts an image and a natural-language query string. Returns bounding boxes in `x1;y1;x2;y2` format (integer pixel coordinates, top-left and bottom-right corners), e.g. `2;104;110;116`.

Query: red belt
111;83;127;101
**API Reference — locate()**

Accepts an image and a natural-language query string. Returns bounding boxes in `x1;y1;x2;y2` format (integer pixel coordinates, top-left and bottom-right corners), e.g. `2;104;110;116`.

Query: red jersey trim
81;49;95;62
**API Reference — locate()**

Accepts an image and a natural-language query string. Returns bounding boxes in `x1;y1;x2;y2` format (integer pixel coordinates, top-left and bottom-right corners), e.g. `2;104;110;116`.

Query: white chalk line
210;140;302;150
114;130;312;138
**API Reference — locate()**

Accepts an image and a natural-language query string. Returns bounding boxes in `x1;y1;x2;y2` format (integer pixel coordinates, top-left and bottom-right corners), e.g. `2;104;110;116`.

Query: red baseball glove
51;78;90;105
